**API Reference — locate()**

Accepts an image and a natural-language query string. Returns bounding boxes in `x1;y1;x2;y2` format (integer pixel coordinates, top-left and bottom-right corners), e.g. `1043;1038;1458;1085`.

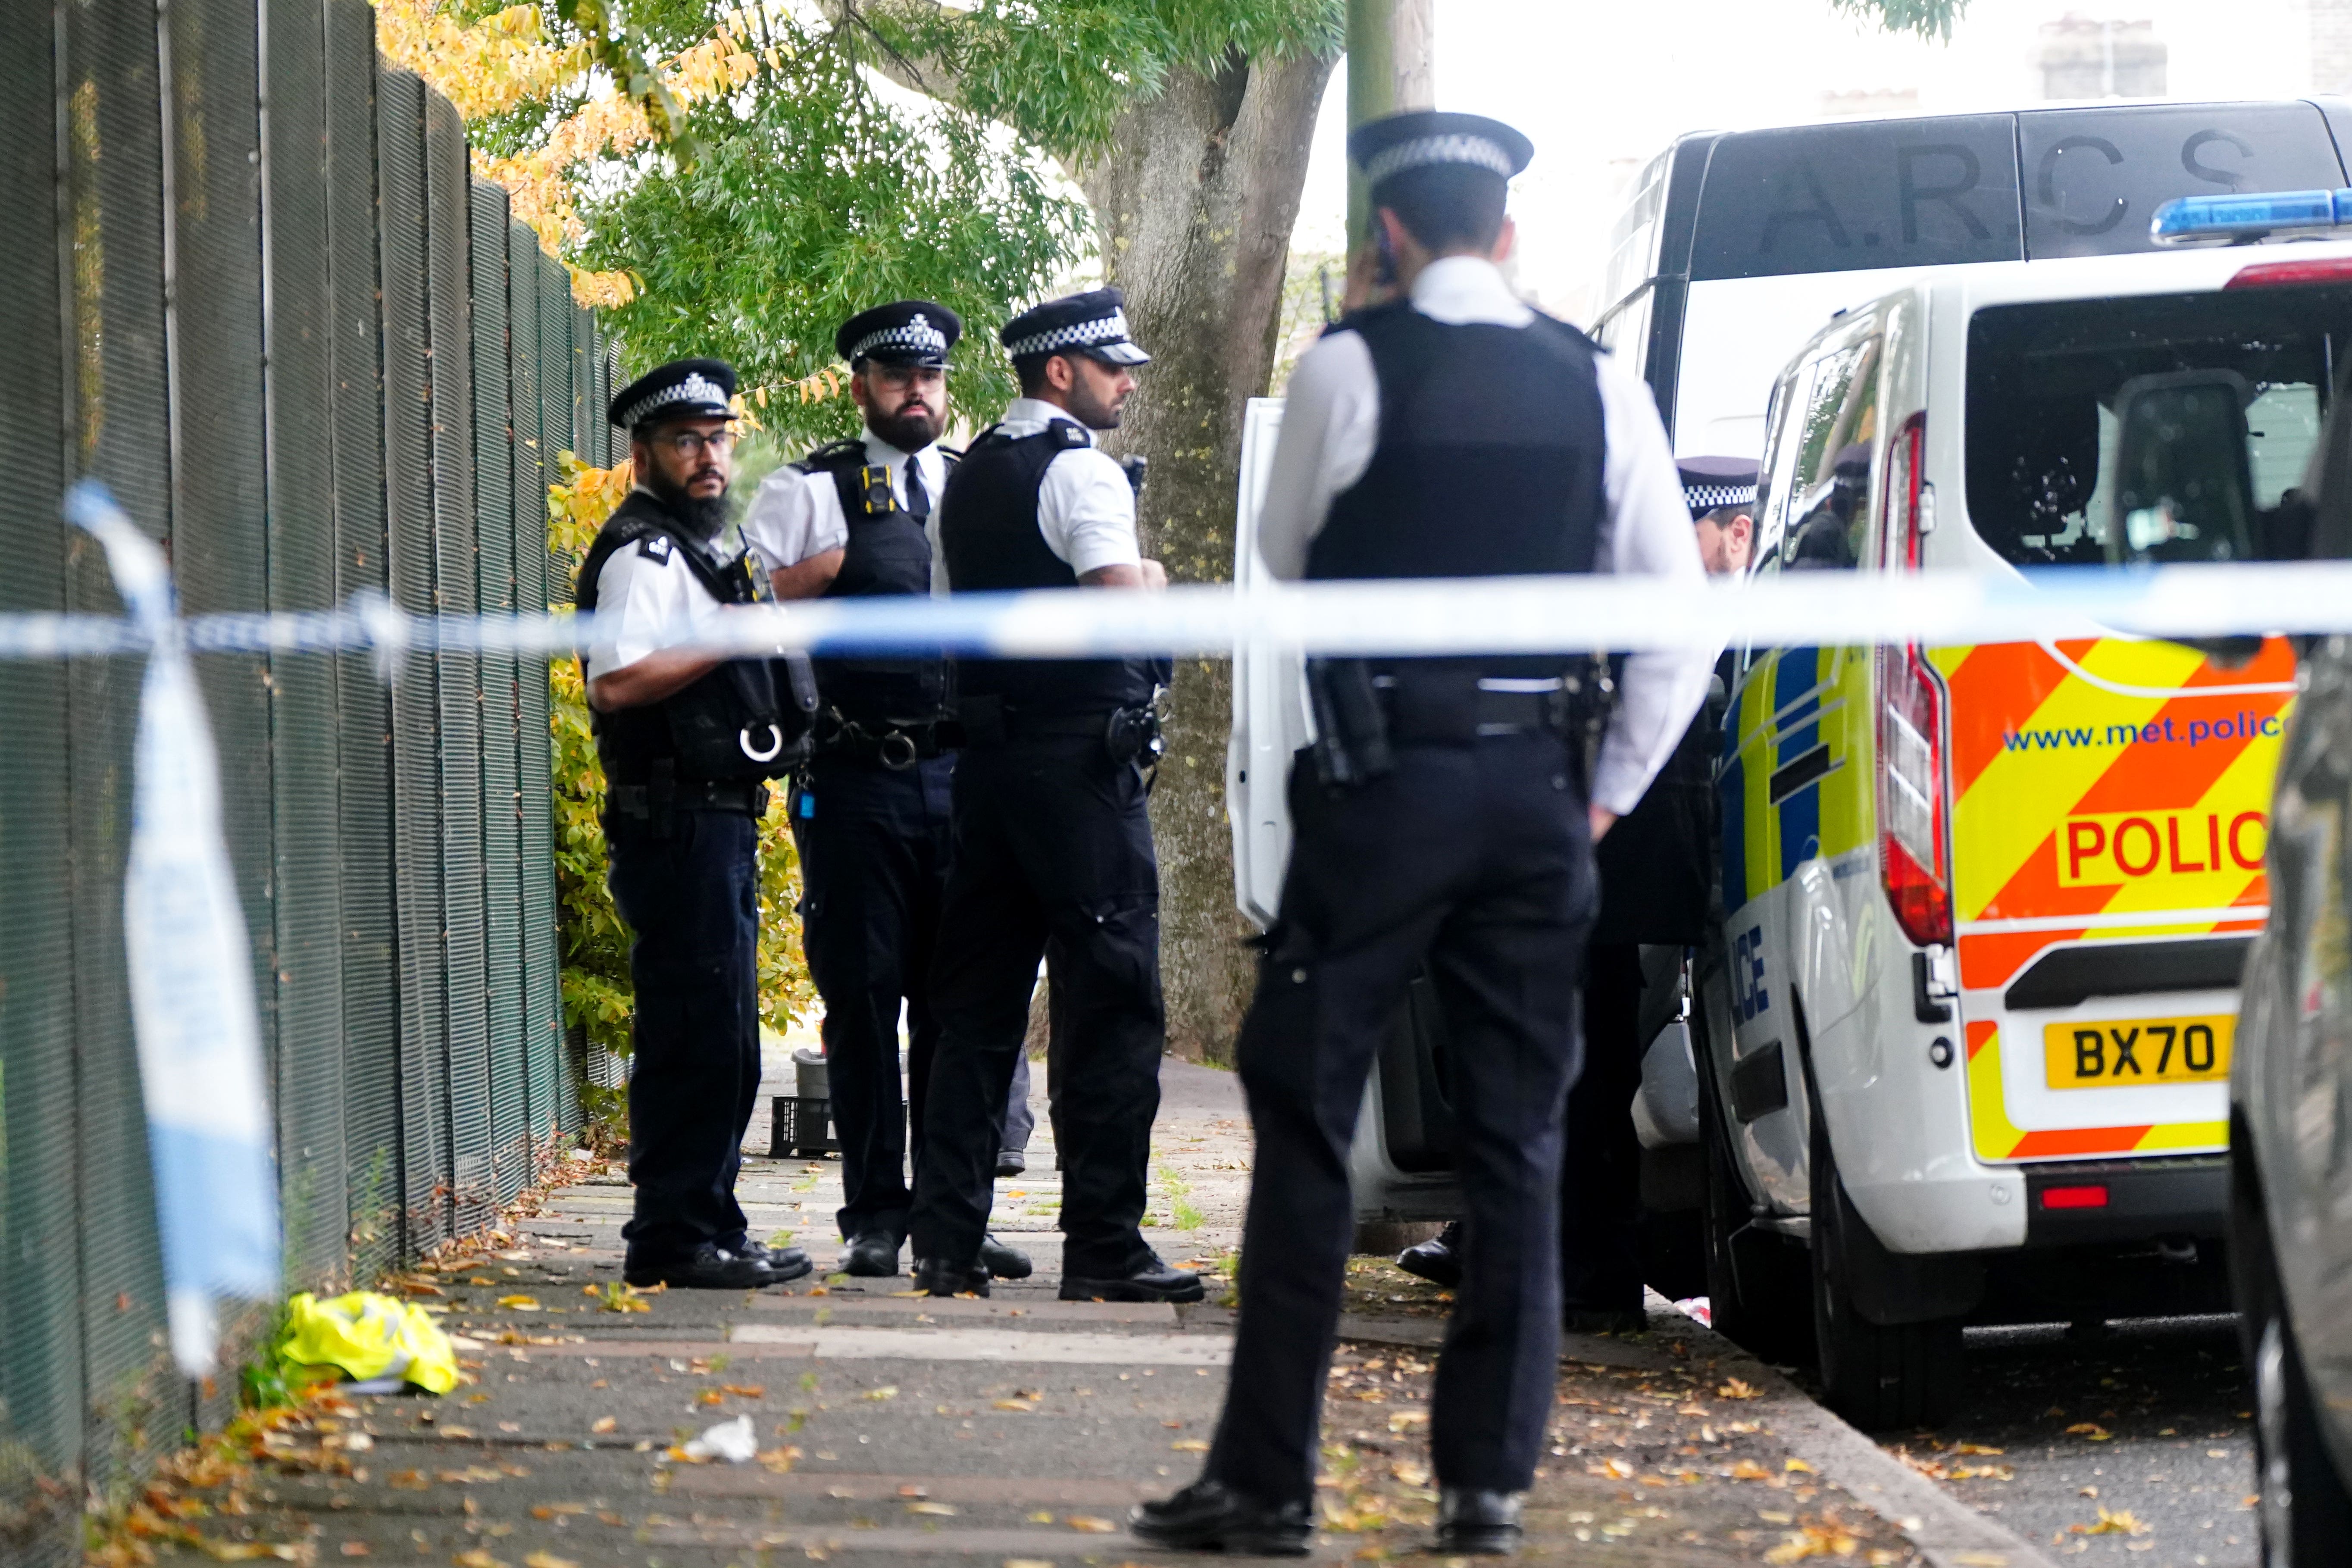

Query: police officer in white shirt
577;357;813;1292
1132;113;1714;1557
907;288;1196;1305
740;301;1029;1285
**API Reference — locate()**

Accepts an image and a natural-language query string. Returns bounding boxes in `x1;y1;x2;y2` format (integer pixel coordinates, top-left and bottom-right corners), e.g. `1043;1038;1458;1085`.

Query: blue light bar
2151;188;2352;245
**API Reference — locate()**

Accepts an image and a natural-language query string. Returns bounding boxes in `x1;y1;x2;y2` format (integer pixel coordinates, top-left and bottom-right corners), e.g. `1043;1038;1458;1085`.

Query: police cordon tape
33;482;2352;664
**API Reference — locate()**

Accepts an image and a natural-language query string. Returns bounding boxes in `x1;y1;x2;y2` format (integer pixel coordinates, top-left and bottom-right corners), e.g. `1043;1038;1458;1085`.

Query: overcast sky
1292;0;2323;318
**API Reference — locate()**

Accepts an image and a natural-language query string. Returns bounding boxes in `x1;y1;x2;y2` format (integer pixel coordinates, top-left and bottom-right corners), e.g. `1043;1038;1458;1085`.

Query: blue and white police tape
64;483;278;1379
10;553;2352;664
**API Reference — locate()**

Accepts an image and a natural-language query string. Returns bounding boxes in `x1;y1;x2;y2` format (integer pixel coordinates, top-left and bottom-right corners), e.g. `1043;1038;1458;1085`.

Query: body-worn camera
1105;701;1165;769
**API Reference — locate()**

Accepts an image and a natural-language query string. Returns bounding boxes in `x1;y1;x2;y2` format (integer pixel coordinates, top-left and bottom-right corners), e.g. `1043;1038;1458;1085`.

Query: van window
2017;103;2345;260
1691;118;2022;281
1964;287;2352;566
1781;336;1882;571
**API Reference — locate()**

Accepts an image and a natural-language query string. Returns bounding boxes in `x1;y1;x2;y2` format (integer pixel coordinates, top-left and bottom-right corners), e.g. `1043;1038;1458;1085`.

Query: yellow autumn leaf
523;1555;581;1568
907;1502;959;1516
1717;1378;1763;1399
589;1416;617;1434
1785;1458;1816;1473
2070;1506;2151;1536
1065;1515;1118;1533
1171;1438;1210;1452
1728;1459;1773;1481
1588;1458;1634;1480
452;1552;507;1568
2066;1422;2113;1441
496;1295;541;1311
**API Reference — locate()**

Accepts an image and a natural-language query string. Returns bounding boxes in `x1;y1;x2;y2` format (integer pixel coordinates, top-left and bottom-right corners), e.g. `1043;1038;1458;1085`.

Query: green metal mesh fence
0;10;590;1549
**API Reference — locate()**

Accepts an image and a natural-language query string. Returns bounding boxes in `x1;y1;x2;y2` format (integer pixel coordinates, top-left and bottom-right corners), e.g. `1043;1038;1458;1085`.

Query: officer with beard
578;357;813;1291
907;288;1195;1303
742;302;1030;1283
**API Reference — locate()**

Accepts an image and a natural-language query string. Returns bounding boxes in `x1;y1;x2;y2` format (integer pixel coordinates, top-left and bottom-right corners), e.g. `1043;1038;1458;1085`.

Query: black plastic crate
769;1095;838;1158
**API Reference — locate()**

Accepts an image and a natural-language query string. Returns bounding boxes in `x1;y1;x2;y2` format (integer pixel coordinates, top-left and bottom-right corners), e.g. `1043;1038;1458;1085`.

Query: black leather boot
1060;1254;1203;1303
1129;1478;1312;1555
1436;1488;1523;1555
1396;1221;1463;1288
838;1231;900;1277
624;1242;779;1290
913;1257;989;1298
978;1233;1032;1279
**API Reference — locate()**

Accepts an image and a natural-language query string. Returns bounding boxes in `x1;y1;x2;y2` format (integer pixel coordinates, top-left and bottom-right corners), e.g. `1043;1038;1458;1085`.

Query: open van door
1229;398;1464;1225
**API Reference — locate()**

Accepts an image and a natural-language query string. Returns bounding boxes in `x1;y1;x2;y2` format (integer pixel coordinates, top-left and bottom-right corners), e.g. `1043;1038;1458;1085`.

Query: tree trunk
1072;50;1336;1061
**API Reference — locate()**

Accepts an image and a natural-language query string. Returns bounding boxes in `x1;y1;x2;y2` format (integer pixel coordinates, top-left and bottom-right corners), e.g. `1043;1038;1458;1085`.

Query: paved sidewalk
146;1061;2043;1567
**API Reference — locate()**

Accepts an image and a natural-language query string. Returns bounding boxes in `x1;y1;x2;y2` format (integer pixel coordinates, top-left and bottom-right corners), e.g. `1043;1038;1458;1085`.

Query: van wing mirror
2107;369;2258;566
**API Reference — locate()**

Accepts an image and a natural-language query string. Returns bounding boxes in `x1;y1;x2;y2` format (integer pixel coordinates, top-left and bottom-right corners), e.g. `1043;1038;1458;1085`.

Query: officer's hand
1342;241;1399;313
1589;804;1617;842
1138;559;1167;592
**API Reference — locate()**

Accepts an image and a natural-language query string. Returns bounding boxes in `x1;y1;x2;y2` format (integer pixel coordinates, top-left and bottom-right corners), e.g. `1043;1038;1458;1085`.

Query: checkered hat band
1686;484;1756;511
1005;309;1133;360
1363;133;1514;185
622;372;729;427
850;320;949;361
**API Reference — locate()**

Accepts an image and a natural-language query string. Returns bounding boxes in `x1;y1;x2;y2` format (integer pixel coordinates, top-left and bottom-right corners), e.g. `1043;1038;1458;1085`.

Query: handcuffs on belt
814;708;934;771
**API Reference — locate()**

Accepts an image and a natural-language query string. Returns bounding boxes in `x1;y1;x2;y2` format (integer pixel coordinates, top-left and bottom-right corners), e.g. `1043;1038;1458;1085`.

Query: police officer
741;302;1029;1283
577;357;814;1291
907;288;1201;1304
1132;113;1713;1555
1399;458;1757;1324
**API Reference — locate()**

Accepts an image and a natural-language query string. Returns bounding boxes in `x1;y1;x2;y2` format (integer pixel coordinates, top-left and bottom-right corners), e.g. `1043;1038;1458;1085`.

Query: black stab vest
1309;301;1608;682
792;438;952;726
576;490;787;786
936;419;1156;719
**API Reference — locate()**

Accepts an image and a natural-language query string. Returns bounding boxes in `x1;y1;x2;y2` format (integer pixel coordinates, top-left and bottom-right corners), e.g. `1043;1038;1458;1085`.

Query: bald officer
1133;114;1713;1556
907;288;1198;1305
741;302;1029;1284
578;358;813;1292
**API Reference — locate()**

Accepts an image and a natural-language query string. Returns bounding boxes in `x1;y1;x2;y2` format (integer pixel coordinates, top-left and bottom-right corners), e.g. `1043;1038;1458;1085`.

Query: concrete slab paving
138;1059;2054;1568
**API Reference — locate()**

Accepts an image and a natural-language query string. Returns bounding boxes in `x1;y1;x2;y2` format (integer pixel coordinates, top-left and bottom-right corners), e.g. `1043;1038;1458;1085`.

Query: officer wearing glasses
578;357;812;1291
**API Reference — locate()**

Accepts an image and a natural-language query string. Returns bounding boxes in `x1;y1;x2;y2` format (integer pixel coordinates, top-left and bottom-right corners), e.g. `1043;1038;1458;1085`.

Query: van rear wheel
1808;1116;1962;1430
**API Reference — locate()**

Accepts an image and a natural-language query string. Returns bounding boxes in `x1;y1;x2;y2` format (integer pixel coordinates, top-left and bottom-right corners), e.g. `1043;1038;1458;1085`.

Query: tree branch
818;0;964;105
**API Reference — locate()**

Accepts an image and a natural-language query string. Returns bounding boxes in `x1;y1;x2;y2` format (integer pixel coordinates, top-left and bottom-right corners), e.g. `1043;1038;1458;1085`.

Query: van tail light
1882;412;1927;570
1879;641;1953;948
2226;256;2352;289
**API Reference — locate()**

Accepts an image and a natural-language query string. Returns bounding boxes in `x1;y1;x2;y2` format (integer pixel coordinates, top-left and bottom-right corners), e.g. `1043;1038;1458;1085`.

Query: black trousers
1560;942;1645;1313
1207;735;1597;1505
607;806;763;1268
911;736;1163;1278
791;753;955;1244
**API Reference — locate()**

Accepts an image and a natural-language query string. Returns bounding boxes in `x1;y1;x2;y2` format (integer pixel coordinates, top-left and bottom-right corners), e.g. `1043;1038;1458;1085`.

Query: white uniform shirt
582;494;744;680
739;429;951;584
1257;254;1717;816
928;397;1142;594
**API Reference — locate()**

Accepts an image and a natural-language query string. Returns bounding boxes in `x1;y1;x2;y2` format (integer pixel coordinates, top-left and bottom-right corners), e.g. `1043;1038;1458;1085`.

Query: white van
1705;237;2352;1427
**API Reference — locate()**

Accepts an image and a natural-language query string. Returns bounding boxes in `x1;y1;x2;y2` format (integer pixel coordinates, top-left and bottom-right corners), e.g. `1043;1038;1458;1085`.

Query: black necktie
903;459;930;519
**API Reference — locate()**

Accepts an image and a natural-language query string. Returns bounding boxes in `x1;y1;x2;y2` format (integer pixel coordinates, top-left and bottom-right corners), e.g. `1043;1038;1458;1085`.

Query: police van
1229;99;2352;1411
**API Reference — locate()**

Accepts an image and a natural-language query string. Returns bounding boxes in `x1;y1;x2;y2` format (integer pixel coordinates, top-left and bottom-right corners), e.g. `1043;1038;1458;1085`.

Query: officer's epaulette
638;533;673;563
1048;421;1090;449
794;437;868;474
938;443;963;468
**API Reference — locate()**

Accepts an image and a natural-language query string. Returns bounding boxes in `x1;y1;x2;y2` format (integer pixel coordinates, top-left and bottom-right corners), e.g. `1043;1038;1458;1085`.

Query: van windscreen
2018;103;2345;260
1964;288;2352;566
1691;118;2023;281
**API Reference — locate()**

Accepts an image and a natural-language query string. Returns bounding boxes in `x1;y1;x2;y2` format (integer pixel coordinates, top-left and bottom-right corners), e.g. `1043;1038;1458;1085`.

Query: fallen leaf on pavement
452;1553;507;1568
589;1417;617;1434
907;1502;959;1517
196;1545;302;1562
1954;1442;2005;1455
993;1398;1037;1412
695;1390;724;1406
339;1547;369;1559
1785;1458;1815;1474
1066;1515;1118;1533
1026;1512;1055;1524
496;1296;541;1311
2066;1423;2112;1441
722;1385;765;1398
1717;1379;1762;1399
1728;1460;1772;1481
522;1555;579;1568
1171;1439;1209;1452
1764;1521;1861;1563
863;1386;899;1402
2071;1507;2150;1536
1005;1560;1054;1568
529;1505;588;1520
1589;1458;1634;1480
